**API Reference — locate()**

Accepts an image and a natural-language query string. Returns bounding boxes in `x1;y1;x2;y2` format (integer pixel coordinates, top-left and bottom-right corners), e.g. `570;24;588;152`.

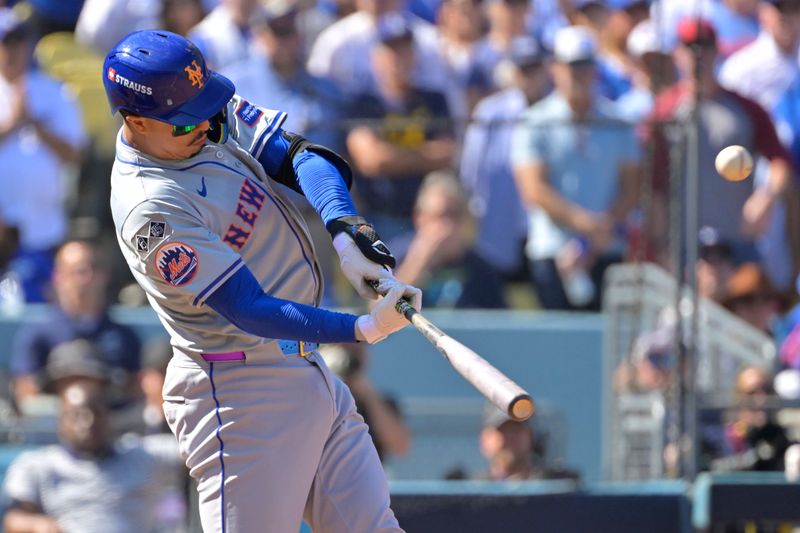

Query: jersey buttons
215;151;224;159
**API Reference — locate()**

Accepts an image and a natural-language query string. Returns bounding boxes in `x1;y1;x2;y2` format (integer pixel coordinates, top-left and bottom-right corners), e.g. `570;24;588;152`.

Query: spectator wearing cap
307;0;450;100
616;18;677;122
646;18;794;272
0;8;87;303
511;26;641;310
464;0;531;100
345;12;456;240
460;36;549;287
10;240;141;412
563;0;642;101
222;2;345;152
477;405;577;481
2;339;186;533
392;170;506;308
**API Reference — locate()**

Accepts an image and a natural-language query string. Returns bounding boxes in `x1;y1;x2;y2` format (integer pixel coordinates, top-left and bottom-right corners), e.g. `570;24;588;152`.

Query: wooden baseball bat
368;280;534;422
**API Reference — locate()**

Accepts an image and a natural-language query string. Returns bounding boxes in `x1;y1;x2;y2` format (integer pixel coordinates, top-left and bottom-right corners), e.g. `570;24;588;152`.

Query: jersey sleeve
224;94;288;162
3;451;42;506
120;200;245;307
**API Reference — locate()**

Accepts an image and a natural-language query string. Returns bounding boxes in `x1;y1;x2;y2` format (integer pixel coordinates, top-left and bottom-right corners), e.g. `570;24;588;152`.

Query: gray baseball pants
162;346;403;533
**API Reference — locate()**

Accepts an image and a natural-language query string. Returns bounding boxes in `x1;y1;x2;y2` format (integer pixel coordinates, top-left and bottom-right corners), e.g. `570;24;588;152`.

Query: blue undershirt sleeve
206;264;358;343
258;129;357;226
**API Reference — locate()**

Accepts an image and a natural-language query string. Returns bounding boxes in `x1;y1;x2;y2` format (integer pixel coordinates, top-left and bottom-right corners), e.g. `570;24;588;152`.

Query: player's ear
122;113;148;134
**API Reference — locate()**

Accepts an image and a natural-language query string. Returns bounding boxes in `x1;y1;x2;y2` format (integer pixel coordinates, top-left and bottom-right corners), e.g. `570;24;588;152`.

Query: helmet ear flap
207;108;228;144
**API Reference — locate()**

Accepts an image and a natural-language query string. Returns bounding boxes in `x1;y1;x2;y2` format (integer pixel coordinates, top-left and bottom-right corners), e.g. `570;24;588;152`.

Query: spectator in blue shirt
511;26;641;310
460;36;550;284
10;240;141;412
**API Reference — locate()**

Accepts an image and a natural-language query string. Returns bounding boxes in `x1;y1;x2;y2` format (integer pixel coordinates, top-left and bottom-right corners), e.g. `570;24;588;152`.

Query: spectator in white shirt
188;0;263;69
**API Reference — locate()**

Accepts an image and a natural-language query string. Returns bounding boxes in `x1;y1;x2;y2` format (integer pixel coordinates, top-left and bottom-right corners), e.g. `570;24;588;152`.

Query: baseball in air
715;145;753;182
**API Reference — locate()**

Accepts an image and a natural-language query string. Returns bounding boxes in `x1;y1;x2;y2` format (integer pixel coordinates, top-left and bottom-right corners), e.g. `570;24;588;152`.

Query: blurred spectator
511;26;641;311
318;343;410;462
393;170;506;308
466;0;531;100
435;0;485;113
0;8;86;303
77;0;204;55
76;0;162;54
616;18;676;122
710;365;792;471
111;336;174;437
345;13;456;239
307;0;449;98
10;240;141;411
188;0;263;69
598;0;651;99
525;0;568;51
721;262;783;335
648;18;793;267
564;0;633;100
720;0;800;113
614;318;676;394
460;36;549;286
697;226;738;303
478;405;578;481
2;348;185;533
162;0;206;36
222;2;346;151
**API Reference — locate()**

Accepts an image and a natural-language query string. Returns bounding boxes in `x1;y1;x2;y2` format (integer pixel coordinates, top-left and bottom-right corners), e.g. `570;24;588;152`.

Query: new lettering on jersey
223;179;266;250
156;242;199;286
235;100;264;128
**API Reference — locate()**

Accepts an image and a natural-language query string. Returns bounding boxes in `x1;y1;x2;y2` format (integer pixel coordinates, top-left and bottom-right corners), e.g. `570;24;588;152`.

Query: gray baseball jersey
111;95;322;356
110;96;402;532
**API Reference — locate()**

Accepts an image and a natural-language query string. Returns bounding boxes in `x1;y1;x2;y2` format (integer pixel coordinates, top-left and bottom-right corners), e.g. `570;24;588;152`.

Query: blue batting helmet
102;30;235;126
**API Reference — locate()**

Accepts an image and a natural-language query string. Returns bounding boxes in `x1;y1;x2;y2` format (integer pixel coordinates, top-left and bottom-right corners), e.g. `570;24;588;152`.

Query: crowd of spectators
5;0;800;525
1;0;799;313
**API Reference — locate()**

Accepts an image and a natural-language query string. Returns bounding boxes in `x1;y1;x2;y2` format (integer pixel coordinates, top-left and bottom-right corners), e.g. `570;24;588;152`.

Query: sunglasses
172;123;200;137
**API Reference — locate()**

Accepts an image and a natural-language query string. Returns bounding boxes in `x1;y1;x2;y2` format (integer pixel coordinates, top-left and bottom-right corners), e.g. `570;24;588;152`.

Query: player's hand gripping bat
368;280;534;422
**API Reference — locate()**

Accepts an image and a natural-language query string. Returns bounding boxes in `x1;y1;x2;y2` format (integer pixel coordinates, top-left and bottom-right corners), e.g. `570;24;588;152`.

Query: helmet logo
184;60;204;88
107;67;116;81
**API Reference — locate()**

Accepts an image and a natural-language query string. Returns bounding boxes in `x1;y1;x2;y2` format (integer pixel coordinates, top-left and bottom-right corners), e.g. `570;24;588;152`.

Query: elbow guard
277;131;354;189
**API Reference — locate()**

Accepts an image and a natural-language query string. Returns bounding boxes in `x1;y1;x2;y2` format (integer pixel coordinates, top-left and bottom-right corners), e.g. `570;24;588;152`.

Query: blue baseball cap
509;36;546;68
376;12;414;45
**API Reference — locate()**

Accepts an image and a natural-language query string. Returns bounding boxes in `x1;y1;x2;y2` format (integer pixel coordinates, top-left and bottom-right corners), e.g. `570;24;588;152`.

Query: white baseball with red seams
715;145;753;182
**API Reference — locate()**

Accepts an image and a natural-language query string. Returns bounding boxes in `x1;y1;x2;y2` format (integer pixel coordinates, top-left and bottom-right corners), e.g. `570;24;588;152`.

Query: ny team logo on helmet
102;30;235;127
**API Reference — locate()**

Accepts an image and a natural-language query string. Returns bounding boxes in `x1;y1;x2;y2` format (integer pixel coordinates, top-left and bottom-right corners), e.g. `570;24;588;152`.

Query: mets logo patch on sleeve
155;242;199;287
235;100;263;127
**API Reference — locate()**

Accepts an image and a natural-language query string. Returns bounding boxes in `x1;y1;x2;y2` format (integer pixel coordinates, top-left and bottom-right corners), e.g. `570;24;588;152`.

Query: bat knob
509;395;535;422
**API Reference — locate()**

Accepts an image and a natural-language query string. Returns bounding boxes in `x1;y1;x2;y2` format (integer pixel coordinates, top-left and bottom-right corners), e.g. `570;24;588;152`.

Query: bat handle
366;279;416;320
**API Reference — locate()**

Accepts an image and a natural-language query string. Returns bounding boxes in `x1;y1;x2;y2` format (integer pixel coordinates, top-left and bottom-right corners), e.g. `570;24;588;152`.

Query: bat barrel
509;394;535;422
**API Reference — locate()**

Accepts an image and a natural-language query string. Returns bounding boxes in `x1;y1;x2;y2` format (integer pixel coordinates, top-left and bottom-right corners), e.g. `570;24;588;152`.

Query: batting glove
330;217;396;300
357;280;423;344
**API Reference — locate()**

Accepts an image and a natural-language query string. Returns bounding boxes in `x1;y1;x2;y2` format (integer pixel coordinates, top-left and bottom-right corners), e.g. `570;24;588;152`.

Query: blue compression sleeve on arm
206;265;358;343
259;130;357;225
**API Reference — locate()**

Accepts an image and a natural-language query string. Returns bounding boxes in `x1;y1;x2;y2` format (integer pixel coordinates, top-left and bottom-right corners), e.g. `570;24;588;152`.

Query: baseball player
104;30;421;532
